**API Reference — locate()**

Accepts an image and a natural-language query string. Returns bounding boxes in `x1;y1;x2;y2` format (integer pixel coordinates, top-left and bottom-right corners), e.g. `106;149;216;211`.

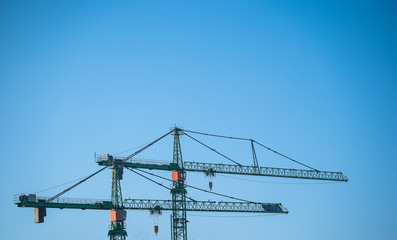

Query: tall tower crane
15;127;348;240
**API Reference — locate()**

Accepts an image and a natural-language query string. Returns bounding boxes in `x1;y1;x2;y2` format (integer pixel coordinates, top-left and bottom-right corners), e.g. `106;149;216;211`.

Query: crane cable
183;132;242;166
251;141;318;171
123;129;173;161
125;167;197;202
183;129;318;171
113;141;154;156
34;176;88;194
47;166;108;202
183;129;251;141
135;169;257;204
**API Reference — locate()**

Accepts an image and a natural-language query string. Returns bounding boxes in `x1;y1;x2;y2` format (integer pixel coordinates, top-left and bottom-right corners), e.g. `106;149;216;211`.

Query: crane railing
95;154;170;166
15;194;113;209
14;194;109;205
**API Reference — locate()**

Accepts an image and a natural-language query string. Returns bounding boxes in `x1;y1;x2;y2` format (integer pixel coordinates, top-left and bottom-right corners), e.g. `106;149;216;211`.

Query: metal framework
108;157;127;240
183;162;348;181
171;127;187;240
15;126;348;240
96;160;347;181
15;195;288;213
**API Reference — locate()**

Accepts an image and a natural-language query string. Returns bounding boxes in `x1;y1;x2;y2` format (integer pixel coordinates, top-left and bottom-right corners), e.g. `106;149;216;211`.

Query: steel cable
34;176;88;194
125;167;197;202
123;129;173;161
184;132;242;166
135;169;257;204
184;129;318;171
47;166;108;202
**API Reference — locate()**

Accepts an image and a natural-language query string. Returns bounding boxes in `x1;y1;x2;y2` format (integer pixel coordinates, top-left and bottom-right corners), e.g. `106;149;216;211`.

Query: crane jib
15;195;288;214
96;158;348;182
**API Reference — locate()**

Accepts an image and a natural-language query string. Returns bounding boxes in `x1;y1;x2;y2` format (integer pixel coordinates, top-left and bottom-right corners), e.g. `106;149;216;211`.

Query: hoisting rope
135;169;258;204
47;166;108;202
183;129;318;171
183;132;242;166
123;129;174;161
125;167;197;202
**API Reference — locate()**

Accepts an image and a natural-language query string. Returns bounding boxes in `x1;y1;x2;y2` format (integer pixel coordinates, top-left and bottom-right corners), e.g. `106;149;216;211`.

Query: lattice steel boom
15;195;288;214
96;159;347;182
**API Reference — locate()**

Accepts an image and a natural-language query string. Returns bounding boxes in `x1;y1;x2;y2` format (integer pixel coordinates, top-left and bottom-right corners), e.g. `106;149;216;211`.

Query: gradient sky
1;1;396;239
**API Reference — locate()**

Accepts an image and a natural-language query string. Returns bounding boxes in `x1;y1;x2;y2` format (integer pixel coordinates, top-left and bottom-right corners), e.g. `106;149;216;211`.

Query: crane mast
171;127;187;240
108;156;127;240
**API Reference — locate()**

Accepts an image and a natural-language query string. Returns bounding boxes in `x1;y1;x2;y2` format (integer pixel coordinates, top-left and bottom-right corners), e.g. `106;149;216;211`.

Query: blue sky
1;0;396;239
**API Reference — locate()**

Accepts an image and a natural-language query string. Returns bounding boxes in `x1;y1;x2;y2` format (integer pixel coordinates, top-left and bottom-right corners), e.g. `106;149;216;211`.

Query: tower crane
15;127;348;240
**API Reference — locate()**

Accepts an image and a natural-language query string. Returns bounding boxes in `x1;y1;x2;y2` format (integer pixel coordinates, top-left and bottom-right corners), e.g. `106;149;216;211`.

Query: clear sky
1;0;396;239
